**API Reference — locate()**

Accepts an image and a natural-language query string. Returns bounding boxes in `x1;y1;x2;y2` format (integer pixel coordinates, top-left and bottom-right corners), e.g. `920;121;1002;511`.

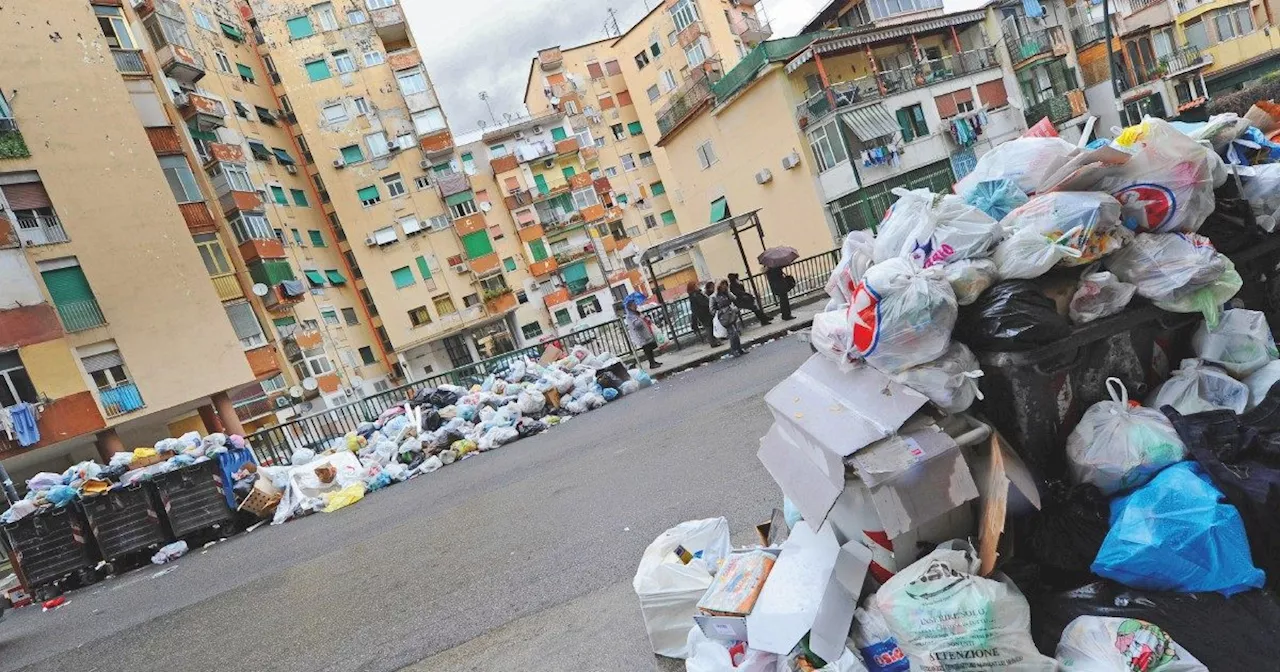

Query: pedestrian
765;266;796;321
624;292;664;369
728;273;772;326
687;280;720;347
712;280;747;357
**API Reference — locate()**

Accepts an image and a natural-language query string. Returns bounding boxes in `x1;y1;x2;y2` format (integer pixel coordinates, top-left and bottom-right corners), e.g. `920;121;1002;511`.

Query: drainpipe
0;462;17;505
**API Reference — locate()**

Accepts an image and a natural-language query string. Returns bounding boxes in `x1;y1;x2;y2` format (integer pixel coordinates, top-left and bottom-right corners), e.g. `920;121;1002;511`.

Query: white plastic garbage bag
1068;378;1188;496
828;230;877;304
943;258;998;306
956;136;1078;196
1240;164;1280;232
291;448;315;466
993;192;1128;280
872;540;1057;672
516;391;545;415
633;518;732;658
872;188;1001;267
1244;360;1280;409
1148;358;1249;415
850;606;909;672
1055;616;1208;672
418;455;443;474
684;626;778;672
1102;117;1218;233
849;257;958;373
811;310;855;371
1151;259;1242;328
891;342;983;414
1069;270;1137;324
1193;308;1278;378
1105;232;1228;302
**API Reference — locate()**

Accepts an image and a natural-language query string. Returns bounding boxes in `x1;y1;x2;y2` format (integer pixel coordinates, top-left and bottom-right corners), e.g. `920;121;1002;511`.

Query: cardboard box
697;549;777;616
694;549;781;643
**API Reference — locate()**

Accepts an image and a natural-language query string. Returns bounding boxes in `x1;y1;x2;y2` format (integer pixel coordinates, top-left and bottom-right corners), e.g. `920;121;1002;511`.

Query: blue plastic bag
602;387;619;401
962;178;1028;221
1092;462;1265;596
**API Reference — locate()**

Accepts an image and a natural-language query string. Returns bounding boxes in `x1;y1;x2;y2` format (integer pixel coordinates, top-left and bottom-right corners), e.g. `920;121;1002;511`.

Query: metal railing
55;299;106;332
1006;28;1053;64
15;214;69;246
1162;45;1207;74
1024;90;1082;126
100;383;144;418
111;49;147;75
1128;0;1166;12
235;396;276;422
1070;21;1106;49
656;61;724;136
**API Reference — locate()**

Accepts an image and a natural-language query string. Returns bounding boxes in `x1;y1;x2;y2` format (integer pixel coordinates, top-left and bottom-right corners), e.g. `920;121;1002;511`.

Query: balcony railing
1006;28;1054;64
55;298;106;332
100;382;144;418
111;49;148;75
235;395;276;422
210;273;243;300
1128;0;1165;12
656;60;724;137
729;13;772;44
1070;21;1107;49
1162;45;1209;75
795;48;998;126
15;214;69;246
1024;89;1086;127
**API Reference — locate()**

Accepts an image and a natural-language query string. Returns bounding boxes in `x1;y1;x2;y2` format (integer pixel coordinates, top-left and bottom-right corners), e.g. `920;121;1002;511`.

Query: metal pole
0;462;17;504
647;257;680;350
1102;0;1124;125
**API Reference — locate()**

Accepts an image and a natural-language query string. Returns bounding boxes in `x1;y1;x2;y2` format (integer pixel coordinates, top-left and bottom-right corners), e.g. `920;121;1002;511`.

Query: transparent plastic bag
827;230;876;303
1067;378;1187;496
1240;164;1280;232
1243;360;1280;409
851;606;910;672
849;257;958;373
1147;358;1248;415
811;310;855;371
993;192;1128;280
1069;270;1137;324
1105;232;1227;303
956;136;1078;196
1055;616;1208;672
1192;308;1278;378
943;258;998;306
963;177;1029;221
872;188;1001;267
1103;117;1218;233
890;342;983;414
1151;259;1241;328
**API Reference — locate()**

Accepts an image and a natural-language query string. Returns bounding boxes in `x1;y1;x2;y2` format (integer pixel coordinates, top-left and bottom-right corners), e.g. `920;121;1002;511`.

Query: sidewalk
643;299;827;379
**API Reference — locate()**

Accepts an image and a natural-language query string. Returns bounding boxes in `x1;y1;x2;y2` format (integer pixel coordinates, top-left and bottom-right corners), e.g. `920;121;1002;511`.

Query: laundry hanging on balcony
8;402;39;447
840;103;899;143
946;109;989;148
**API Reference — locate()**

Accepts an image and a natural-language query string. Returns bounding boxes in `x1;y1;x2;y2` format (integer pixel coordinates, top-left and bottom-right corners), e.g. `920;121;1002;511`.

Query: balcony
453;212;486;236
157;44;205;84
490;154;520;174
568;173;594;190
99;382;144;418
210;273;243;301
567;281;607;300
730;13;772;45
178;201;218;234
219;189;263;215
579;203;606;222
419;128;454;158
543;286;570;307
111;49;148;76
316;372;341;394
593;176;613;194
484;289;518;314
554;244;596;266
0;119;29;160
539;47;563;71
579;146;599;163
207;142;246;164
435;170;470;199
238;238;286;263
656;60;724;139
517;223;545;242
1120;0;1173;35
555;138;581;156
386;47;422;71
55;299;106;332
0;390;105;454
1024;89;1088;127
505;189;533;210
678;21;707;49
1162;45;1212;77
1005;27;1067;68
794;48;998;128
14;213;69;246
1070;21;1107;49
145;127;184;155
179;92;227;131
234;395;276;422
530;258;559;276
470;252;502;276
372;3;409;45
244;346;280;378
515;139;558;164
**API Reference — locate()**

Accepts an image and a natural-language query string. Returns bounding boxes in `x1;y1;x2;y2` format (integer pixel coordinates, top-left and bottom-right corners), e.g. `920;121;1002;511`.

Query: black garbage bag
1021;480;1110;589
401;452;426;471
1026;580;1280;669
516;418;546;438
356;423;377;439
100;464;128;482
1198;196;1264;255
412;387;436;406
422;408;442;432
595;370;625;390
957;280;1072;352
427;389;460;408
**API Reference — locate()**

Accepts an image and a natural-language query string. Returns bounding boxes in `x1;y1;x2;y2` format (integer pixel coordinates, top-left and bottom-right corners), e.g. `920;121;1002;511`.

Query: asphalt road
0;336;811;672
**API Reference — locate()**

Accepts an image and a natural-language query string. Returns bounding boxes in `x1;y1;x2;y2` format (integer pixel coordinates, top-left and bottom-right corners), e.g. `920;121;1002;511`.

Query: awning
325;269;347;285
785;10;987;73
272;148;296;165
841;104;899;141
445;189;474;207
234;101;249;117
256;106;275;122
709;197;729;223
640;209;762;264
221;22;245;41
304;269;326;286
237;63;255;81
249;142;272;160
187;123;216;142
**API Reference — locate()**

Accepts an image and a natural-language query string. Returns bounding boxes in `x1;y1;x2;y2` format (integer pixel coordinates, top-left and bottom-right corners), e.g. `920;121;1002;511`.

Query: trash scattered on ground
150;541;188;565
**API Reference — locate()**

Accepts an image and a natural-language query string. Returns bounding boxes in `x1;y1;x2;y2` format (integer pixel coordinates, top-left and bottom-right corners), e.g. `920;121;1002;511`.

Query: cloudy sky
402;0;830;135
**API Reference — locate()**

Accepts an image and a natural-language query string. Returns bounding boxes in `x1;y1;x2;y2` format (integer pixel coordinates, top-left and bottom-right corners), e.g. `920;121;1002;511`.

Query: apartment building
0;1;259;483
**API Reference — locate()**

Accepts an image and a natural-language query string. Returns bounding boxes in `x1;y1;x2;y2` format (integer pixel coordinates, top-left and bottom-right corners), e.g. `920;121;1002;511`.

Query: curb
649;318;815;381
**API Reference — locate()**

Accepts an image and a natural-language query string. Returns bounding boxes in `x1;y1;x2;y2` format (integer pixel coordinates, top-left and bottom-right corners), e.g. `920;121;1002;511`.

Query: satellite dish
479;201;492;212
289;385;304;399
350;375;365;388
251;283;270;297
302;377;319;391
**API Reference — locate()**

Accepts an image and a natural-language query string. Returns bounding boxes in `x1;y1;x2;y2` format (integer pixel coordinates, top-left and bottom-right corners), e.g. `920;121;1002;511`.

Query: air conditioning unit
755;168;773;184
274;396;291;409
451;263;468;274
388;143;401;153
173;92;190;107
419;159;431;170
533;125;544;134
333;158;346;168
364;235;378;246
284;164;298;174
781;151;801;170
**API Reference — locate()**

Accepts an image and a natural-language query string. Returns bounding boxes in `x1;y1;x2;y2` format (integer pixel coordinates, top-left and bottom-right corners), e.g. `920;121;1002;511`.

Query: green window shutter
911;105;928;136
533;174;548;194
529;239;548;261
187;124;217;142
709;197;728;223
651;181;666;196
628;121;644;136
503;257;517;271
236;63;255;82
304;269;326;286
271;186;287;205
357;185;379;202
896;109;915;141
617;193;628;205
42;267;95;306
461;152;473;162
415;255;432;280
287;16;314;39
249;260;295;285
340;145;364;163
305;59;331;82
272;316;296;328
661;209;676;225
561;261;588;283
551;127;568;141
562;166;576;180
461;230;494;259
444;190;474;208
292;189;309;207
325;269;346;285
391;266;415;289
555;309;571;326
221;22;245;41
432;164;452;174
308;230;325;246
291;229;303;244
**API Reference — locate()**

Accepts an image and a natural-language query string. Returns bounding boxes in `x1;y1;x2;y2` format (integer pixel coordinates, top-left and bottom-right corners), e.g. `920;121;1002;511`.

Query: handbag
713;315;728;339
784;274;797;292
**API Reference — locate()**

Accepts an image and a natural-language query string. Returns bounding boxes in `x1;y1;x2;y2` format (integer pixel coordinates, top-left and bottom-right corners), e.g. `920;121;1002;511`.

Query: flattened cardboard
975;432;1042;576
745;522;842;655
757;422;846;530
538;344;565;366
808;540;873;662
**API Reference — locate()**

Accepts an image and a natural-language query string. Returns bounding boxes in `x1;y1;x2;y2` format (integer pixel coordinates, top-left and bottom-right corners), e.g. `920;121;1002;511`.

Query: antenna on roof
605;6;622;37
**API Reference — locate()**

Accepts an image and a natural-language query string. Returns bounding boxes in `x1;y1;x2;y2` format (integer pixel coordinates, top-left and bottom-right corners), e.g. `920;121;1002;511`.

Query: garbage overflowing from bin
639;112;1280;670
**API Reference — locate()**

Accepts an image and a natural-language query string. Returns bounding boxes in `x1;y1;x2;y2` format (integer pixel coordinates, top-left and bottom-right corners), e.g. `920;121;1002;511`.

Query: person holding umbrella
623;292;663;370
759;246;799;321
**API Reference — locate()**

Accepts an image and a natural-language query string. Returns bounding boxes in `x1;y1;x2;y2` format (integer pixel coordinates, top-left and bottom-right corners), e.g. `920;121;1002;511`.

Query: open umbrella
758;246;799;269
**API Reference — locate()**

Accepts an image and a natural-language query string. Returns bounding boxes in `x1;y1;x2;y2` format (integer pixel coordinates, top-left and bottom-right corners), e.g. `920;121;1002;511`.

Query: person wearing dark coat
727;273;771;326
765;266;796;321
686;280;720;347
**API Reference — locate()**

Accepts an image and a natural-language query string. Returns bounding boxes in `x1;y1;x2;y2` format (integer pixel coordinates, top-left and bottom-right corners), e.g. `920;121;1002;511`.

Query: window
366;132;390;157
314;2;338;30
215;51;232;73
340;307;359;326
521;322;543;340
397;69;428;96
340;144;364;164
358;185;381;207
628;121;644;137
516;290;529;304
617;90;633;106
621;153;636;171
450;198;479;219
292;346;333;381
605;167;618;177
572;187;600;210
348;9;368;24
503;257;517;272
332;50;356;74
159;156;201;203
573;128;593;148
555;308;572;326
230;214;272;242
225;301;267;349
368;0;396;7
408;305;432;327
668;30;678;46
193;9;215;31
428;214;450;231
644;214;659;229
599;95;616;110
696;140;717;169
383;173;406;198
305;58;331;81
371;225;396;245
96;6;136;49
611;124;626;141
896;104;929;141
651;180;666;196
287;15;315;40
391;266;415;289
661;209;677;226
321;308;340;326
270;185;288;206
647;85;661;102
82;349;135;400
651;41;663;58
193;233;232;276
412;108;446;134
635;50;651;69
616;193;629;205
808;118;849;172
685;40;709;68
577;296;602;318
234;101;249;119
346;98;367;118
605;59;622;76
307;229;324;247
358;345;376;364
672;0;700;31
363;50;385;67
414;175;431;190
434;294;457;316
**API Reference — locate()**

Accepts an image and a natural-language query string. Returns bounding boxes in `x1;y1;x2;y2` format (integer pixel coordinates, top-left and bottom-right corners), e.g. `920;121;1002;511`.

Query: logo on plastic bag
849;280;882;356
1114;619;1179;670
1113;183;1176;232
909;238;956;269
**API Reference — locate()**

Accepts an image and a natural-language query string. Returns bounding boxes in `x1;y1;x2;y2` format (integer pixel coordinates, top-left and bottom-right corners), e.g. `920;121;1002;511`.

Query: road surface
0;336;810;672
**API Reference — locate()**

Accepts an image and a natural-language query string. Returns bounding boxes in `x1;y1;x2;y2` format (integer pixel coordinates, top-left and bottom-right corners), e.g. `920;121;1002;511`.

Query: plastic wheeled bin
970;302;1198;483
0;505;96;599
80;483;167;570
149;459;235;539
216;447;256;510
